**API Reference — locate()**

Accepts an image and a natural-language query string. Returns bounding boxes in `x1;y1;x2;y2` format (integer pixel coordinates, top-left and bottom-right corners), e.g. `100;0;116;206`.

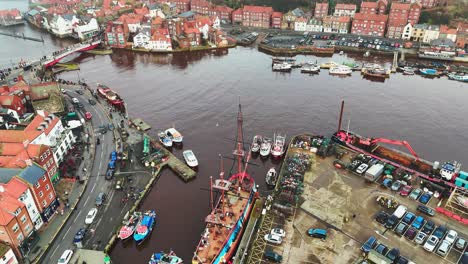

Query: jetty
0;31;44;42
130;118;151;131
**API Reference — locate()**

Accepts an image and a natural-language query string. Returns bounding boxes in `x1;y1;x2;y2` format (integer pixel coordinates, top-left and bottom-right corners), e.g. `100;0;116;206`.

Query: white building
49;14;79;37
423;25;440;43
212;16;220;29
133;29;151;48
294;17;307;32
306;18;323;32
148;3;165;18
73;18;99;40
402;23;413;40
3;181;43;230
333;4;357;17
26;110;76;163
0;245;18;264
148;30;172;51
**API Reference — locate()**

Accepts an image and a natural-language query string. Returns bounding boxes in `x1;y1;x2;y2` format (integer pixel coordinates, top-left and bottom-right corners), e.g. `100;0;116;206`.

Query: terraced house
239;5;273;28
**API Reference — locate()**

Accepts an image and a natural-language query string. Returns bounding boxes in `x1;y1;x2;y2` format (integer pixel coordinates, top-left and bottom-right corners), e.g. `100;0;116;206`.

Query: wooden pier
0;31;44;42
130;118;151;131
149;139;196;181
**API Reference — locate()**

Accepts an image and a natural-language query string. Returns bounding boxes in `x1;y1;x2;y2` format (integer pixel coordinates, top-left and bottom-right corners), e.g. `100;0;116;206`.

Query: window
12;224;19;233
24;224;31;233
42;176;47;182
39;191;43;198
35;182;40;188
45;184;50;191
17;233;23;242
20;215;26;224
42;201;46;207
48;193;53;200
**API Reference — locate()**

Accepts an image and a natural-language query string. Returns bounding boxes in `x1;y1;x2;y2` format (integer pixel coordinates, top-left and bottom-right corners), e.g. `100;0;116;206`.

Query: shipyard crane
359;137;420;161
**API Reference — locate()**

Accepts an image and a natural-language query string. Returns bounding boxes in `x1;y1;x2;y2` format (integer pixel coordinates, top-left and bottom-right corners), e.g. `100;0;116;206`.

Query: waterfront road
42;88;116;263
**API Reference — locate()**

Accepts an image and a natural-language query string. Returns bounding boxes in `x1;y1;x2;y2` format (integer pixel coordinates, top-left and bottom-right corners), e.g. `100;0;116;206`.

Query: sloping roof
18;163;45;185
335;3;356;10
179;11;196;18
243;5;273;14
391;3;410;10
0;168;21;184
361;1;378;8
27;9;39;16
0;193;24;225
430;38;455;47
272;11;282;18
414;24;428;30
0;243;11;259
0;130;27;144
291;8;305;17
2;177;28;199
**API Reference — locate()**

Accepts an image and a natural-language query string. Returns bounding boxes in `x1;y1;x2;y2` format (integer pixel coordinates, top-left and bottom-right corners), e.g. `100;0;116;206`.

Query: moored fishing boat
149;251;183;264
165;128;183;143
158;132;173;148
329;65;352;76
301;63;320;74
403;69;415;75
419;68;440;77
363;68;387;80
260;137;272;157
251;135;262;153
448;73;468;82
97;84;125;109
272;62;292;72
133;210;157;245
266;167;278;187
271;133;286;157
183;150;198;167
118;211;142;241
192;104;258;264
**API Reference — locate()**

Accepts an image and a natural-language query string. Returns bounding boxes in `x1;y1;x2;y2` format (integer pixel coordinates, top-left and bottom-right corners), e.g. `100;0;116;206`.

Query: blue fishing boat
134;210;156;245
419;68;439;77
149;251;182;264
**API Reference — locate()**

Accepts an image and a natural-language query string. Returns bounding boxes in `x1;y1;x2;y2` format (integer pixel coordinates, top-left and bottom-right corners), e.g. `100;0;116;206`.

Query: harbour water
1;10;468;262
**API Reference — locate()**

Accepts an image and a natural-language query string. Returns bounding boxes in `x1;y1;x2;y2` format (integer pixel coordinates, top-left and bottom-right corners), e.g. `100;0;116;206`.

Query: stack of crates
455;171;468;188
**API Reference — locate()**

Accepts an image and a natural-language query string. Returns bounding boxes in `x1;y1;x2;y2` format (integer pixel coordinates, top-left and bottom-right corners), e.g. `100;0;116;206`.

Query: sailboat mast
235;103;244;176
219;155;225;215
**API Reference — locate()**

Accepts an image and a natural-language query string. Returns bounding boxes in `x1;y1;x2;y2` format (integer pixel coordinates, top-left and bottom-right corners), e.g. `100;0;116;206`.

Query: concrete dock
130;118;152;131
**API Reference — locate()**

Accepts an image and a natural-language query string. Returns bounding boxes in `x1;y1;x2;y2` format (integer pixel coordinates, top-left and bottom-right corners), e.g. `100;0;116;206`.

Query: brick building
314;2;329;18
190;0;211;16
241;5;273;28
351;13;388;37
232;8;243;24
387;2;421;39
105;21;129;48
360;0;387;15
213;5;233;23
333;4;357;17
323;16;350;34
271;12;282;29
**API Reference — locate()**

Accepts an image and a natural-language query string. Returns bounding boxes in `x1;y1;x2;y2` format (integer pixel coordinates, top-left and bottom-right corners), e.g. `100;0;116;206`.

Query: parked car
433;225;448;240
419;193;432;204
423;235;439;252
85;112;92;120
399;185;412;196
391;180;402;191
395;222;409;236
375;243;389;256
460;252;468;264
412;216;425;230
264;250;282;263
307;228;327;239
95;192;106;206
445;230;458;244
415;232;427;245
409;188;422;200
271;228;286;238
356;163;368;174
402;212;415;225
361;236;377;253
437;240;451;256
396;256;409;264
111;151;118;161
57;249;74;264
422;220;435;235
85;208;98;224
88;99;96;105
455;237;466;250
72;98;79;104
385;215;399;229
75;89;84;95
264;234;282;245
386;248;400;262
417;205;435;216
405;227;418;240
105;168;114;180
375;211;389;224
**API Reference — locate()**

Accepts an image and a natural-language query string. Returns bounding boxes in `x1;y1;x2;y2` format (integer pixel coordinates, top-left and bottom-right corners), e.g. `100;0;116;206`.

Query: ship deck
193;188;250;264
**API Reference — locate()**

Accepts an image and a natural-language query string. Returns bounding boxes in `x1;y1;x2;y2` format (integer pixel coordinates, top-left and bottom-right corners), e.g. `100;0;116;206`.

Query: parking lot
250;137;467;264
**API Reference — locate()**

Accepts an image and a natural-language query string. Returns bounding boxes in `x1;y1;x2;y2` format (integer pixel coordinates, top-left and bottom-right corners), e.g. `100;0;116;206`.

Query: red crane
359;137;420;161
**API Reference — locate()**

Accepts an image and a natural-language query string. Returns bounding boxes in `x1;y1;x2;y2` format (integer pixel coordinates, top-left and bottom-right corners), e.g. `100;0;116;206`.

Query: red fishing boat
97;84;125;109
192;104;259;264
117;211;142;241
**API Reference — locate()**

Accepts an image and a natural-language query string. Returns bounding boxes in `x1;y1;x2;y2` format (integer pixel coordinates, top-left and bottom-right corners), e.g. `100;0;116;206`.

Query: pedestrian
60;209;64;215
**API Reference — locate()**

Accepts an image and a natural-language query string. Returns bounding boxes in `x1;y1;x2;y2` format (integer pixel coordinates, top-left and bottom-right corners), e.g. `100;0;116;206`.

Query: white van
393;205;407;219
437;240;450;256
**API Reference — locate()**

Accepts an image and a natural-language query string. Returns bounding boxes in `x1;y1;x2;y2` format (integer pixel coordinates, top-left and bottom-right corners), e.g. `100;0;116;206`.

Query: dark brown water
2;6;468;261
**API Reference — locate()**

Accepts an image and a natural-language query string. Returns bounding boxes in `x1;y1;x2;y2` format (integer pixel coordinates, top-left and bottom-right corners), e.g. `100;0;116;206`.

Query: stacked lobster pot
277;153;310;205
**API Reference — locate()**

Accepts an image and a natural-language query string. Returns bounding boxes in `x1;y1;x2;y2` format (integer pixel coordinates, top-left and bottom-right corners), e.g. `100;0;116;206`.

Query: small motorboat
158;132;173;148
266;168;278;187
260;137;272;157
118;211;142;241
272;62;292;72
419;68;440;77
165;128;183;143
134;210;157;245
320;61;338;69
301;63;320;74
251;135;262;153
448;73;468;82
403;69;415;75
271;133;286;158
183;150;198;167
329;65;352;75
364;51;370;57
149;251;183;264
